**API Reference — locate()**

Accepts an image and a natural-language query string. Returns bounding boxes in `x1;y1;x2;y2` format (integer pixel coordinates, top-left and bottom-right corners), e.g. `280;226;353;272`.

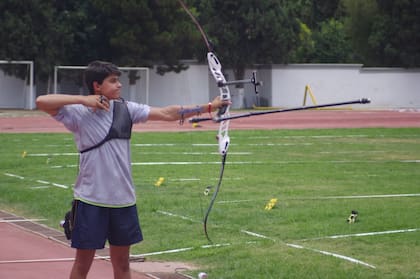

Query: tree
311;19;352;63
369;0;420;67
197;0;299;83
81;1;201;75
341;0;420;67
0;1;74;81
341;0;379;65
0;0;201;83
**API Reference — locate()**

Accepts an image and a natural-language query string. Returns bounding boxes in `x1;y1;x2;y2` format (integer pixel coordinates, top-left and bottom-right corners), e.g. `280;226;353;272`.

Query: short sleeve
127;102;150;124
53;105;84;132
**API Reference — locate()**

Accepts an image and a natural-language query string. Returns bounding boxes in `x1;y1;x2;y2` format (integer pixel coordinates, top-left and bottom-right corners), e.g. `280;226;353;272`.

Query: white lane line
285;243;376;269
0;242;234;264
4;173;24;179
0;219;47;223
301;228;420;241
156;210;200;223
217;199;260;204
241;230;376;269
241;230;276;241
4;173;69;189
136;243;233;257
300;193;420;200
131;161;263;166
26;153;78;157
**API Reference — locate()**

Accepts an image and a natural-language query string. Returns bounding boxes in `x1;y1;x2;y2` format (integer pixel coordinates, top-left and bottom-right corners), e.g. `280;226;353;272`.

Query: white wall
2;63;420;109
271;64;420;109
359;68;420;108
149;63;420;109
0;71;27;109
148;64;210;106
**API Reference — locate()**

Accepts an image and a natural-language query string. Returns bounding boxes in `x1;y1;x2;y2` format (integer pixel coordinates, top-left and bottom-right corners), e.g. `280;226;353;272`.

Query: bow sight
217;71;262;93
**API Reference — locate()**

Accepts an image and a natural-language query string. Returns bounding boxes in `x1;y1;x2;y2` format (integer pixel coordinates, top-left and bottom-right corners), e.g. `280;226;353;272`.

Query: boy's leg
110;245;131;279
69;249;96;279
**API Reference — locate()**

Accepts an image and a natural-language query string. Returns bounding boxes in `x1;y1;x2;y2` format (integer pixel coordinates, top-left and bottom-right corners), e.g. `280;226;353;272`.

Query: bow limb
178;0;230;242
203;153;227;243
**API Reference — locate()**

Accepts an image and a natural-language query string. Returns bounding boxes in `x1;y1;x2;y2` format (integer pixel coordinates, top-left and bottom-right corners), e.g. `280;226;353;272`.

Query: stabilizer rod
218;72;262;87
190;98;371;123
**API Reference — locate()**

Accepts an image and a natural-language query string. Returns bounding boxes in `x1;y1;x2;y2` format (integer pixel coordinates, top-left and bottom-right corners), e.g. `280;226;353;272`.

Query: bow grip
218;136;230;155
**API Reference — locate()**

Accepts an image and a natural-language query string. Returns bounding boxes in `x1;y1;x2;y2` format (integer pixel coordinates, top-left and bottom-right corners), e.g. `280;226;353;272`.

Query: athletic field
1;109;419;278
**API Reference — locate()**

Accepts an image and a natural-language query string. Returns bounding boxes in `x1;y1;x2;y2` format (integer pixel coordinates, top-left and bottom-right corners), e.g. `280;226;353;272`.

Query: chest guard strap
80;100;133;154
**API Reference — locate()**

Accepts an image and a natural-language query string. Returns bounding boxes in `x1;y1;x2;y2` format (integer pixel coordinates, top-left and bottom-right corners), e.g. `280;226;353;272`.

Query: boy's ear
93;81;101;93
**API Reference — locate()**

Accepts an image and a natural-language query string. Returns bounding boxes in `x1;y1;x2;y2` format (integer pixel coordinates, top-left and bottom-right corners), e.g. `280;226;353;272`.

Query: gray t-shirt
54;100;150;207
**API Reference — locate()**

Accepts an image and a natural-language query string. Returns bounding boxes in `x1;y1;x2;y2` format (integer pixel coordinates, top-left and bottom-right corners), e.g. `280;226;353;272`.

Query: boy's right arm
36;94;109;116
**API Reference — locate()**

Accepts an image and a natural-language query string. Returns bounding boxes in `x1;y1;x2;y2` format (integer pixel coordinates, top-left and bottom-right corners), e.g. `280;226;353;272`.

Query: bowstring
177;0;212;52
178;0;231;243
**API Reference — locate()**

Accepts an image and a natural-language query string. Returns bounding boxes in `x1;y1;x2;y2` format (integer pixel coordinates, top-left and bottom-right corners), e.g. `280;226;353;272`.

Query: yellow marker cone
154;177;165;187
264;198;278;210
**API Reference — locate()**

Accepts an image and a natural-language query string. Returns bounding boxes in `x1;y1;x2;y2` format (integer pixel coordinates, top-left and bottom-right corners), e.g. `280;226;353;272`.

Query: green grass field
1;128;420;278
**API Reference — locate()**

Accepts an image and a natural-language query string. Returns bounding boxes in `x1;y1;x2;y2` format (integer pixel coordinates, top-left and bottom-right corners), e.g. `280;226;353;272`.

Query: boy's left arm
148;96;227;122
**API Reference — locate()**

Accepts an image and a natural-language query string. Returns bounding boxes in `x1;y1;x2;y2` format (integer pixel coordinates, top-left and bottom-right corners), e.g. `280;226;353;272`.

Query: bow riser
207;52;231;156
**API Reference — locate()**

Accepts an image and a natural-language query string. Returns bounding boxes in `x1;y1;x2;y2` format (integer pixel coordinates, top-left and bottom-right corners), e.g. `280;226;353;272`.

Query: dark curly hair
84;61;121;95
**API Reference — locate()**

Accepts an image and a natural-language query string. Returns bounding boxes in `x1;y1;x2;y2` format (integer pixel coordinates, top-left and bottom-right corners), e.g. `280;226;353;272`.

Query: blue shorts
71;200;143;249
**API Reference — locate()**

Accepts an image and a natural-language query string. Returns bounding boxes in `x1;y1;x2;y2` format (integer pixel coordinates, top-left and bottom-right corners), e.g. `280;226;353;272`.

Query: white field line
319;150;386;154
4;173;24;179
50;159;418;168
285;243;376;269
144;274;160;279
130;160;407;166
301;193;420;200
30;186;50;189
4;172;69;189
27;151;251;156
50;164;78;169
156;210;200;223
171;178;201;182
22;152;420;164
133;143;235;148
0;243;233;264
300;228;420;241
241;230;376;269
217;199;261;204
0;255;111;264
131;161;264;166
26;153;78;157
159;177;243;182
139;243;232;257
140;152;251;155
29;151;251;156
248;135;369;139
50;161;262;168
241;230;277;241
133;143;177;146
217;194;420;204
0;219;47;223
248;143;313;146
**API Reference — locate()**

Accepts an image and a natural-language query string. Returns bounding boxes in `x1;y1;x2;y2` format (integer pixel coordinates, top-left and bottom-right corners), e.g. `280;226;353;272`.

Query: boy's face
94;74;122;99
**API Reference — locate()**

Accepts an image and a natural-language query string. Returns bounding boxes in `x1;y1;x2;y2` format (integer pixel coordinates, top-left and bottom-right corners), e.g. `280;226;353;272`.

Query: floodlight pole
28;61;34;109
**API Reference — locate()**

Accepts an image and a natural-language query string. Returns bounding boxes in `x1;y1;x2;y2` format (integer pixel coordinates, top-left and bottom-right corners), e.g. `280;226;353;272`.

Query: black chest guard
80;99;133;153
